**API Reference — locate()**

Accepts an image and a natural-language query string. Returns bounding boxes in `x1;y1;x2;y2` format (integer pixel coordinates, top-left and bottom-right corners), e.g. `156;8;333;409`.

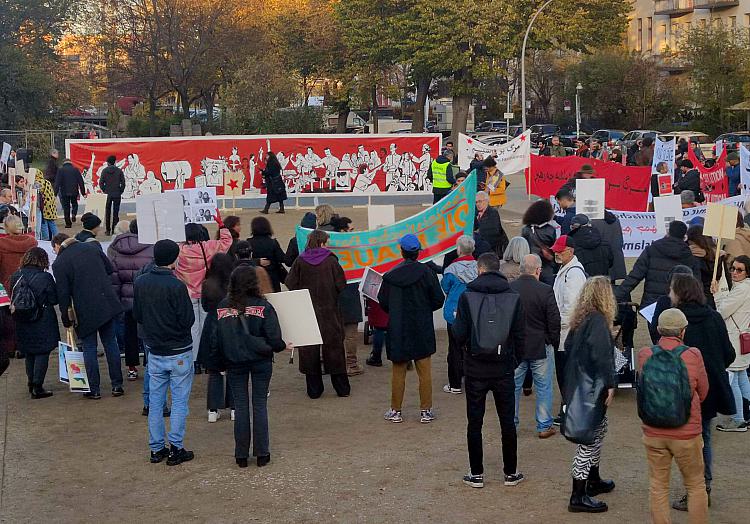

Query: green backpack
637;345;693;428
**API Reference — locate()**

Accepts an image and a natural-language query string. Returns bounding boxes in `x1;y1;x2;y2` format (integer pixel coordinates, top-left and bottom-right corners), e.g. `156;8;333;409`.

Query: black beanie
81;212;101;231
668;220;688;239
153;239;180;267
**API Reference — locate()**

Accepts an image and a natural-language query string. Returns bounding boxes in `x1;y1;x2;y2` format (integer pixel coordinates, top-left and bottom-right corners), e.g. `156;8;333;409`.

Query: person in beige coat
723;210;750;265
711;254;750;432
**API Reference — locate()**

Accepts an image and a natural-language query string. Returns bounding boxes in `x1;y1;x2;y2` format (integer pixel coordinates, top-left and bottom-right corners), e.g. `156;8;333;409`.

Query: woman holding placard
286;229;350;399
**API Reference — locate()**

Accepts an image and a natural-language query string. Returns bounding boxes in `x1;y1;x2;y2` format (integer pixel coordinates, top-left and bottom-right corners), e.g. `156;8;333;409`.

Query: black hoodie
378;259;444;362
568;226;613;277
616;235;701;306
452;271;525;378
99;164;126;197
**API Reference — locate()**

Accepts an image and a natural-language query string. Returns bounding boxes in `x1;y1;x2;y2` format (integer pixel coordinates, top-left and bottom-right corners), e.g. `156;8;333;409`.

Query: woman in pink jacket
175;215;233;374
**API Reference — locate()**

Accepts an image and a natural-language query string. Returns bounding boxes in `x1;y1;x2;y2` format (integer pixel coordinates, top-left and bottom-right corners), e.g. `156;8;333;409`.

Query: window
660;24;667;52
671;23;678;50
637;18;643;52
647;17;653;52
699;19;707;29
730;16;737;29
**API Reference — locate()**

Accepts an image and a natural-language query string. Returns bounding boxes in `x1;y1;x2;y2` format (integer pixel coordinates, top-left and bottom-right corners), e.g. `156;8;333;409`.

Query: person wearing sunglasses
711;255;750;433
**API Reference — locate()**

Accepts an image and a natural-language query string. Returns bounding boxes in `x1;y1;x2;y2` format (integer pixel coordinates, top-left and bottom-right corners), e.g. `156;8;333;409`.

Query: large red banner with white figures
66;134;442;199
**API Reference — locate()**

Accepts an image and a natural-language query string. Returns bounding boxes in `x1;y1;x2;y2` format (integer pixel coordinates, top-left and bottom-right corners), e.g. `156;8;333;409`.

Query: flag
458;131;531;174
223;170;244;197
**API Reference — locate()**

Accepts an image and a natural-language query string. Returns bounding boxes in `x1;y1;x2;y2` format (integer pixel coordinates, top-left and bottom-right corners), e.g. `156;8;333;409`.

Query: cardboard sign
0;283;9;307
367;205;396;230
653;195;682;237
84;192;108;219
358;267;384;302
704;203;737;240
183;187;217;224
64;351;91;392
575;178;605;220
136;191;187;244
265;289;323;347
0;142;10;167
657;174;673;196
223;170;244;197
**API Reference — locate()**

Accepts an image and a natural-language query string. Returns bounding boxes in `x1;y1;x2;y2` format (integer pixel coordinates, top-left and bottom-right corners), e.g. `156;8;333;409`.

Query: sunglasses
730;266;746;273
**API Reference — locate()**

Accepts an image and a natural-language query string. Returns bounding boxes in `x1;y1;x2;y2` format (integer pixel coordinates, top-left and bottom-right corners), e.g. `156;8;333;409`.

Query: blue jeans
728;369;750;423
227;361;273;459
80;319;123;395
40;219;58;241
371;328;386;360
147;349;194;452
513;344;554;432
142;345;169;411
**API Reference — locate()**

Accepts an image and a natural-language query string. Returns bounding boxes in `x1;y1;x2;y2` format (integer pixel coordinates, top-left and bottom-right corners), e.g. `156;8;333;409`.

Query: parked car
475;121;507;132
616;130;660;151
714;131;750;152
660;131;713;156
530;123;561;144
589;129;627;148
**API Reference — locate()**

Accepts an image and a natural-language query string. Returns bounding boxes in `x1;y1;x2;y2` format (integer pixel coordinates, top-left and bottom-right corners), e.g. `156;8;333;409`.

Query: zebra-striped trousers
571;416;608;480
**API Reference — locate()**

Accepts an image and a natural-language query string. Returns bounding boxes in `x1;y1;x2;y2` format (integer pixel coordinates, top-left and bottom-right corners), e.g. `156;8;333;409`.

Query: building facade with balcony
628;0;748;67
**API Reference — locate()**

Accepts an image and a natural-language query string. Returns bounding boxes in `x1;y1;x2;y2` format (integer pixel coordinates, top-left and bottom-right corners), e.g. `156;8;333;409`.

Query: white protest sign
704;203;737;240
358;267;384;302
575;178;605;220
64;350;91;393
651;137;676;176
639;302;657;325
181;187;218;224
653;195;682;237
136;191;187;244
739;144;750;196
367;205;395;230
458;131;531;173
0;143;10;167
84;192;108;218
58;341;72;383
265;289;323;347
716;140;724;159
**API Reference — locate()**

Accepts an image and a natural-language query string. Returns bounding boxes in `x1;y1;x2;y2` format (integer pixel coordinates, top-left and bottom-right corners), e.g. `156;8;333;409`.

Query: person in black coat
615;221;701;307
284;212;317;267
378;234;444;423
54;159;86;228
247;216;287;292
521;200;557;285
667;274;735;504
99;155;126;236
10;248;59;398
647;265;695;344
474;190;509;256
261;152;287;214
52;234;124;398
592;211;626;282
568;215;613;277
674;160;704;203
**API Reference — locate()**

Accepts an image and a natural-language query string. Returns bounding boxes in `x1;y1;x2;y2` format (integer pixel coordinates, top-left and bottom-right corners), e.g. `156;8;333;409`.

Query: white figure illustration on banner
138;170;163;195
398;151;417;191
355;145;369;168
228;146;241;171
123;153;146;199
201;158;229;187
383;143;401;188
412;144;432;190
321;148;341;190
82;154;96;195
336;154;355;191
161;161;192;190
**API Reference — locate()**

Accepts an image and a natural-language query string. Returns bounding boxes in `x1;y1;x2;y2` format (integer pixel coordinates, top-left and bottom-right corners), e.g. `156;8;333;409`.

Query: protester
575;139;590;157
687;224;726;307
726;151;741;197
499;236;530;282
207;266;290;468
544;135;567;157
34;169;58;241
247;216;287;293
638;308;709;524
315;204;337;231
647;265;695;344
44;148;59;185
441;235;478;394
427;149;455;203
568;214;613;277
286;230;350;398
723;209;750;263
221;215;241;257
521;200;557;285
589;141;603;160
510;254;560;438
284;212;317;266
674;160;704;203
554;188;577;235
52;233;124;399
474;190;508;256
364;298;389;367
680;190;697;209
108;219;153;380
648;162;670;210
0;214;38;359
669;274;735;509
634;136;655;167
9;247;59;398
75;212;102;244
54;158;86;228
99;155;126;236
452;252;525;488
592;211;626;282
711;255;750;433
562;276;616;513
560;164;596;194
133;239;195;466
260;151;287;214
232;240;274;294
469;152;484;185
610;149;623;164
615;221;700;307
378;234;444;424
482;157;509;208
175;217;233;374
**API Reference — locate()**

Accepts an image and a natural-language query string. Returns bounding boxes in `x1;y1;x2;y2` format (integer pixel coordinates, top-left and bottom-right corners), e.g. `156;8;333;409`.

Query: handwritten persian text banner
527;155;652;211
296;174;476;282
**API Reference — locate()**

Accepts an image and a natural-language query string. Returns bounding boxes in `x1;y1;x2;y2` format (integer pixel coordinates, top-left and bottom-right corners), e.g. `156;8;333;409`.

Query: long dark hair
671;274;706;306
221;216;240;240
686;225;716;262
205;253;235;295
266;151;281;172
21;247;49;270
522;200;554;226
227;266;263;311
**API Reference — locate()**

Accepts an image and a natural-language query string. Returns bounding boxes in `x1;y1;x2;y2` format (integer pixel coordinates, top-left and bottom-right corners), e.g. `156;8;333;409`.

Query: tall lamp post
521;0;555;132
575;82;583;138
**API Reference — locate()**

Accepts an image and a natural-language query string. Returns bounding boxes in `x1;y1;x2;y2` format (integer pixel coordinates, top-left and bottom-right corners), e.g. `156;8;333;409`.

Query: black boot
569;478;608;513
260;205;269;214
586;465;615;496
31;385;53;399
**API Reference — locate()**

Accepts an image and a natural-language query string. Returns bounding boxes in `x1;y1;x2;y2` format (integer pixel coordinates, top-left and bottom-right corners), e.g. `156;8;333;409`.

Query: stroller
613;301;639;388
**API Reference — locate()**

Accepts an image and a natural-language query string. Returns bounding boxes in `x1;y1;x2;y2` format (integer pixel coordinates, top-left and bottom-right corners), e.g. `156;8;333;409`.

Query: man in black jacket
674;160;704;203
378;234;444;424
510;254;561;439
474;190;508;255
54;159;86;228
615;221;701;306
568;214;613;277
99;155;126;236
52;235;124;399
133;239;196;466
452;252;525;489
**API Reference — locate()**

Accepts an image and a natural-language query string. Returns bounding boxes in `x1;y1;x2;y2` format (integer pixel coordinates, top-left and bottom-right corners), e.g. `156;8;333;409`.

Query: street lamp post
521;0;555;132
575;82;583;138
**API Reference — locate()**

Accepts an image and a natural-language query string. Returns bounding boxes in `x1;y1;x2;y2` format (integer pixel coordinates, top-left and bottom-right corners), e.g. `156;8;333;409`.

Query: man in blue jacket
726;152;740;197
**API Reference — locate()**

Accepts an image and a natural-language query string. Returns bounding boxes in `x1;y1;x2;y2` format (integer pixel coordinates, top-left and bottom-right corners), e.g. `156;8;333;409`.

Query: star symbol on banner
520;134;526;141
228;179;239;190
467;138;473;144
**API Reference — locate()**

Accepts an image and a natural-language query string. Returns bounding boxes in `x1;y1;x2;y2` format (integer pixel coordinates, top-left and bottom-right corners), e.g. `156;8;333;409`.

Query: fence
0;128;114;166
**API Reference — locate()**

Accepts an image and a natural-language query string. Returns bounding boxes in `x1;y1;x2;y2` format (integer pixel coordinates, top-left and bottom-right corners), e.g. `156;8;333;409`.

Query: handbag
730;316;750;355
561;361;607;445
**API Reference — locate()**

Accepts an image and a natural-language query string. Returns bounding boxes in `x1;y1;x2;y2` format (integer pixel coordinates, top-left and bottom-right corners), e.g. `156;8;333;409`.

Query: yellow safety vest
431;160;452;189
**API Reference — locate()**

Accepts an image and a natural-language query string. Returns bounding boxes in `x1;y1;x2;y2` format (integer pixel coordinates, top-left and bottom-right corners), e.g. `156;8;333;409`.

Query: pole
521;0;555;132
575;90;580;139
505;91;511;136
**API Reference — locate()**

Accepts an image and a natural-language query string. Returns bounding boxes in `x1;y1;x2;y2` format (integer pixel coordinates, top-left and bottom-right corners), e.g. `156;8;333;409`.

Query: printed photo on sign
359;267;384;302
58;341;73;383
65;351;91;393
0;283;9;307
192;206;216;224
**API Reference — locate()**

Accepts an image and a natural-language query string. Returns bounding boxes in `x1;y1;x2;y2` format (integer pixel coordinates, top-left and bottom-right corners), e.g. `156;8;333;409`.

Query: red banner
527;155;652;211
65;134;442;199
687;147;728;202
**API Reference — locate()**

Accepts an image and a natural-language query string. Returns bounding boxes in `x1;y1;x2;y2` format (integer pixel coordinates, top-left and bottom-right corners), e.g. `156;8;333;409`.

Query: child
365;297;389;367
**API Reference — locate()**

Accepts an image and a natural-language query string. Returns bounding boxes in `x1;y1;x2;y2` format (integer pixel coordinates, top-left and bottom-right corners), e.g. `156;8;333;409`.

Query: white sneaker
383;409;403;423
443;384;462;394
230;409;236;421
420;409;436;424
208;410;220;423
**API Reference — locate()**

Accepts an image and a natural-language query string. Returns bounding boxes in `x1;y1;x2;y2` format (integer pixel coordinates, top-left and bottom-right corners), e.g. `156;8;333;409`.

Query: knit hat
657;308;688;332
81;212;101;231
153;239;180;267
668;220;688;239
300;212;317;229
570;214;590;229
727;152;739;162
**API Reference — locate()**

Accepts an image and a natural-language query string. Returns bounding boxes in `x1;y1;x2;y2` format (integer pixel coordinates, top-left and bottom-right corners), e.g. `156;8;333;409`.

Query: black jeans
465;372;517;476
227;361;272;459
446;324;464;390
60;195;79;226
123;310;141;367
305;373;350;399
25;353;50;386
554;350;568;415
105;195;121;232
207;370;234;411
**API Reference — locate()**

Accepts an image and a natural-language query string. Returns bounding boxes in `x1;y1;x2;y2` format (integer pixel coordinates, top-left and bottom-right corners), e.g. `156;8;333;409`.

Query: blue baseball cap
399;233;421;252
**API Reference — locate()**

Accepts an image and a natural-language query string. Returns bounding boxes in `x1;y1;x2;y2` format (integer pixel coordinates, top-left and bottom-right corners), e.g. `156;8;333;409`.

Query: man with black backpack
637;308;709;523
452;252;525;489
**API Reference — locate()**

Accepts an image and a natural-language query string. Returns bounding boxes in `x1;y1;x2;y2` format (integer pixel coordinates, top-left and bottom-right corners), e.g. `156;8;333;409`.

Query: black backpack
637;345;693;428
10;273;42;322
465;291;519;360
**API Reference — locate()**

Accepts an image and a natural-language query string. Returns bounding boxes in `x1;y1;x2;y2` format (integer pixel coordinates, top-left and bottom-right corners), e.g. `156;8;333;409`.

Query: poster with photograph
64;350;91;392
358;267;384;302
0;283;9;307
58;341;72;383
181;187;217;224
